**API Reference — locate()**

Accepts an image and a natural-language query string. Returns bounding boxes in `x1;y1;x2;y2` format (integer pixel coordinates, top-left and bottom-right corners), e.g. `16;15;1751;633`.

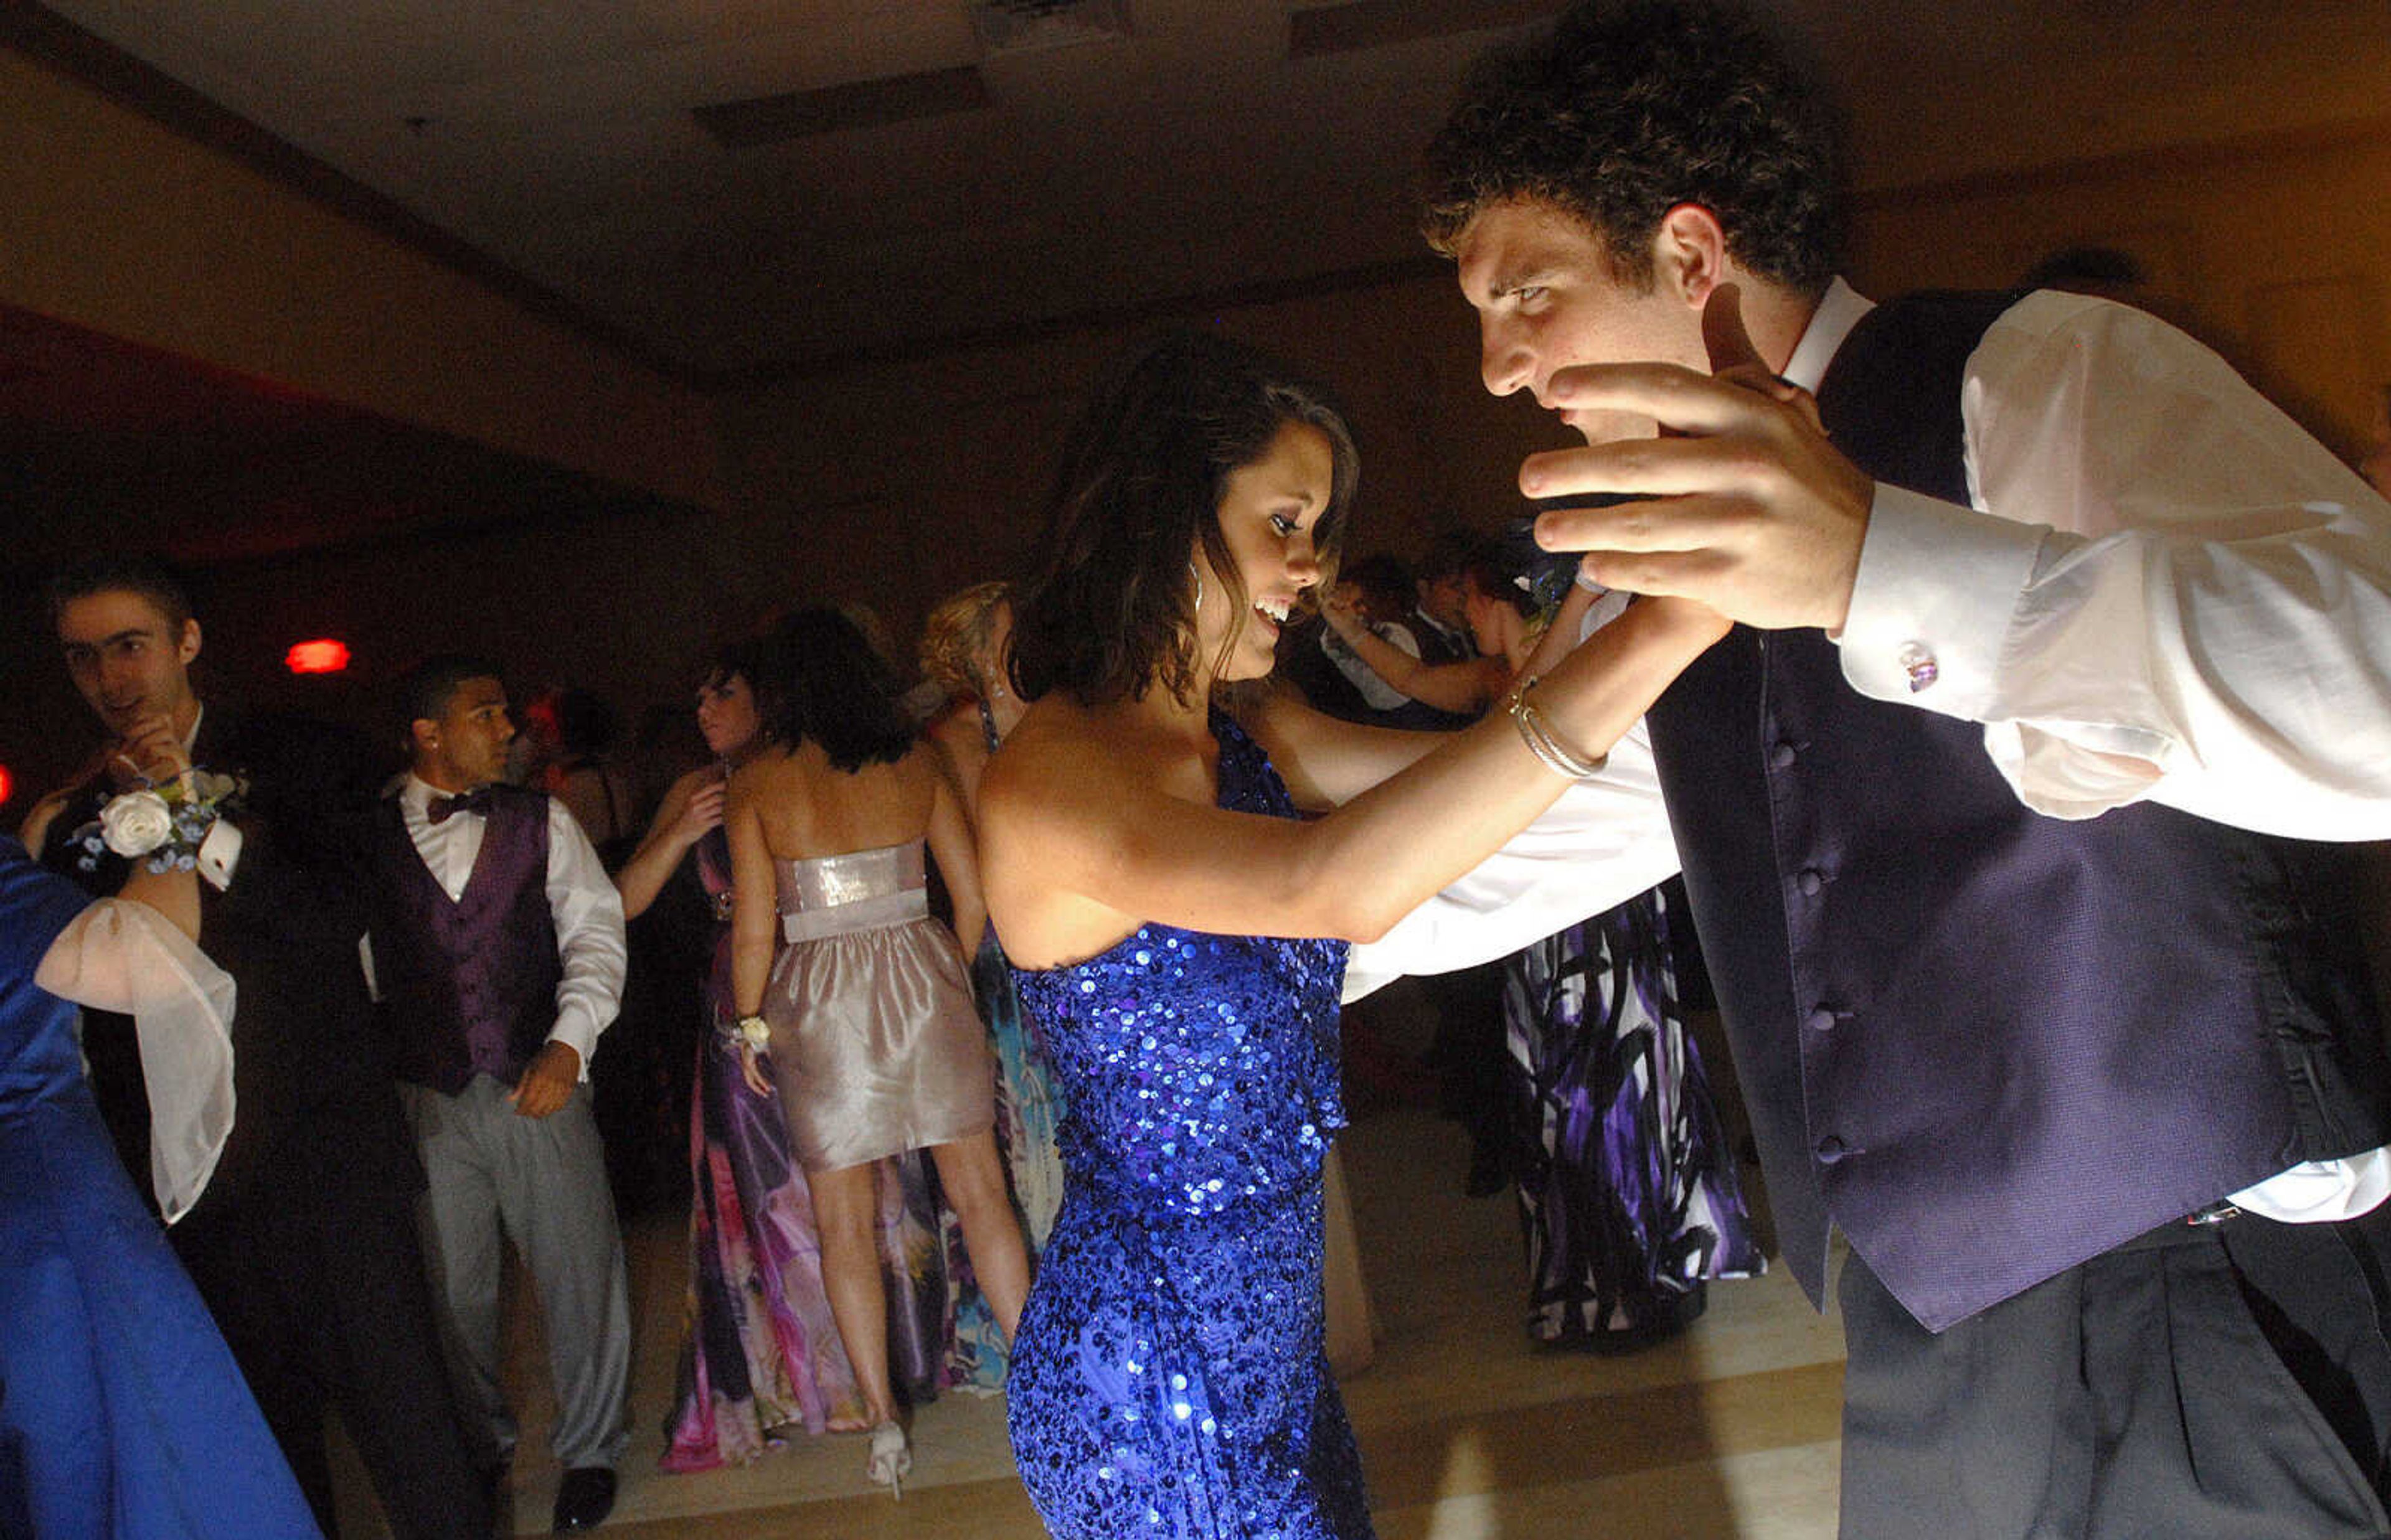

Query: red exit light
286;639;352;675
0;764;13;807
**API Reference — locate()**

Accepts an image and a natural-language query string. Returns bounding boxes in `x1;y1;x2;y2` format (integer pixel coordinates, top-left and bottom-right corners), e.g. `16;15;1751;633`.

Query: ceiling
2;0;2386;586
12;0;2391;386
14;0;1577;382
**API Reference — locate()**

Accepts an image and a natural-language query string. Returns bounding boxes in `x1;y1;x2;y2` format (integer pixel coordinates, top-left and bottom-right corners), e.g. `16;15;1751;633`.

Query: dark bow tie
427;787;496;825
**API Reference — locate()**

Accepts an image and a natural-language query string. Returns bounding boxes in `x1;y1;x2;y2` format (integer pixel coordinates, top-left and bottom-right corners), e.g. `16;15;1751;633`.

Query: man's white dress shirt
1351;277;2391;1220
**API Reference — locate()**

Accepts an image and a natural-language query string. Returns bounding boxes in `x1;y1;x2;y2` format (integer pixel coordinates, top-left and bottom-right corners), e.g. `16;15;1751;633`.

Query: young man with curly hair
1364;2;2391;1533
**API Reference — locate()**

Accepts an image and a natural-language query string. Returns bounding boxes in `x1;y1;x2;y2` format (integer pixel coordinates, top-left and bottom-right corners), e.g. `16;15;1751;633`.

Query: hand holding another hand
1525;284;1875;634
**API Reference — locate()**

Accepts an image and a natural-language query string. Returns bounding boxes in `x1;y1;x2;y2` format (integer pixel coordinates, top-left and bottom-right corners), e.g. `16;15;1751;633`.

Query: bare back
743;739;940;860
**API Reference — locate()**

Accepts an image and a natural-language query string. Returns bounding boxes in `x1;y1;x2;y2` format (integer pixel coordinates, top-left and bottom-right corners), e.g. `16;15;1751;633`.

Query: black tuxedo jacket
44;703;421;1213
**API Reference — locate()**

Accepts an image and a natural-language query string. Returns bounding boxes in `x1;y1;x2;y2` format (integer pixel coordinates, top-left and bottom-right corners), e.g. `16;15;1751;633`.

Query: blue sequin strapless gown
1007;712;1373;1539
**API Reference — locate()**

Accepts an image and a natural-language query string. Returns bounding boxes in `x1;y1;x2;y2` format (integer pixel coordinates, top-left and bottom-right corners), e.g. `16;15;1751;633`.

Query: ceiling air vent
694;66;992;146
1290;0;1558;59
970;0;1132;55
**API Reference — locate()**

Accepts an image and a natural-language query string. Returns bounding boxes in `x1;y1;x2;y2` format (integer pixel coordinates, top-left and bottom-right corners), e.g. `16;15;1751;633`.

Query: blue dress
0;840;321;1540
1007;713;1373;1540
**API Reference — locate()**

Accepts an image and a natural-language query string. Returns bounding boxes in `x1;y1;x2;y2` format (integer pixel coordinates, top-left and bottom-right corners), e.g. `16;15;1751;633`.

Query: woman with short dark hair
633;643;976;1468
725;607;1030;1495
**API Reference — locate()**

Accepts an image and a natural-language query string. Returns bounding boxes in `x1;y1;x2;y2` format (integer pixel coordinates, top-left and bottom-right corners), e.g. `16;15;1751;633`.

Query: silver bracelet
1521;703;1606;779
1507;677;1608;780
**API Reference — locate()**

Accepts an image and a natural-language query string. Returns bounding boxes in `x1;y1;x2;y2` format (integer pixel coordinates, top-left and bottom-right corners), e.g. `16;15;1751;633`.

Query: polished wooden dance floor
336;1020;1849;1538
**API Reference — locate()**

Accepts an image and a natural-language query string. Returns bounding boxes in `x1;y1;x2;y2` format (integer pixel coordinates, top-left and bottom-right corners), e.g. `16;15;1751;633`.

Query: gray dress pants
1836;1211;2391;1539
402;1075;631;1472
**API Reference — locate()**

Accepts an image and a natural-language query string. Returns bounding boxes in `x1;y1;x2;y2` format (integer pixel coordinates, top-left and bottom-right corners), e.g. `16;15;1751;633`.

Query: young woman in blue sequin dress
978;331;1734;1539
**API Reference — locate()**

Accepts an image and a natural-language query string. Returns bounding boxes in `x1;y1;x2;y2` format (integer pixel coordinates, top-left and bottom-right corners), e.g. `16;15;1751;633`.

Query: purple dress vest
1646;291;2390;1331
370;786;565;1094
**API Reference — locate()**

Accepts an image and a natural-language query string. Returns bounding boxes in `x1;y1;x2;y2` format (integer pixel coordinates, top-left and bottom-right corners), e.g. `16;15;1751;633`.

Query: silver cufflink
1897;641;1938;693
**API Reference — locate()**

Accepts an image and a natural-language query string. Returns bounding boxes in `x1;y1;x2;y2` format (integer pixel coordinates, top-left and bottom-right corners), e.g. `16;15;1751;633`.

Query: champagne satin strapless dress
762;839;994;1171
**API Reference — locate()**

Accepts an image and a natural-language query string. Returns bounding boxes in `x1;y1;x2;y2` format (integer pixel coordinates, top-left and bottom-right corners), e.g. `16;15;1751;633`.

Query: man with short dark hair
31;555;492;1540
368;654;631;1534
1367;2;2391;1533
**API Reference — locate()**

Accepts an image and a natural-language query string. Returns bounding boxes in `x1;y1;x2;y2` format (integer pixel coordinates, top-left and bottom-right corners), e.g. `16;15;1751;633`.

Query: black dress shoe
551;1467;616;1533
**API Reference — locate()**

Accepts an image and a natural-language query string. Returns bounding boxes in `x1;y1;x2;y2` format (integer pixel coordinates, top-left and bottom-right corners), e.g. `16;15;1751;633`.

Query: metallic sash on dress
776;840;930;943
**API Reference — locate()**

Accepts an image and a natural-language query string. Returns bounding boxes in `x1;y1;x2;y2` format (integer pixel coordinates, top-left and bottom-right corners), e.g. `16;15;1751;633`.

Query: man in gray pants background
368;652;631;1534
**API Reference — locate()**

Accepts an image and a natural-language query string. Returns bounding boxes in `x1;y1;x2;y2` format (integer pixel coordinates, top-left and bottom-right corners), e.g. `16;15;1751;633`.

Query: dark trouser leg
1423;960;1509;1190
1837;1227;2391;1539
293;1190;494;1540
170;1201;337;1536
2218;1205;2391;1508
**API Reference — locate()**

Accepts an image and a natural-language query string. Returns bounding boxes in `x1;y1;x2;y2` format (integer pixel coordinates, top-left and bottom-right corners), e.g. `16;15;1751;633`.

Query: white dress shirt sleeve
1344;720;1681;1001
543;797;627;1078
1837;289;2391;837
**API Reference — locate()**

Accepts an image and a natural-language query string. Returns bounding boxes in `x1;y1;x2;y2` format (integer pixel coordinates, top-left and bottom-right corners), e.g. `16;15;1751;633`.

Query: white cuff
547;1013;601;1081
197;818;243;891
1838;483;2046;719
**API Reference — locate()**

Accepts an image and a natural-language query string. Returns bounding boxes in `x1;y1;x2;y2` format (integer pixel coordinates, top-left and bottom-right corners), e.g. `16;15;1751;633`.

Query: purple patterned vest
370;784;564;1094
1646;291;2390;1331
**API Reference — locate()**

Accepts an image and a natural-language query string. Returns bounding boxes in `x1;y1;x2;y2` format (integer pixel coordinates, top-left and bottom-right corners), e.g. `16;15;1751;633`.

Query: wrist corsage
732;1013;772;1051
73;770;243;875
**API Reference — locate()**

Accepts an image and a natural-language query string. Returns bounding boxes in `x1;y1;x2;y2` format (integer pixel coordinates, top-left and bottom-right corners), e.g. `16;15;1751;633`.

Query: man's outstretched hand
1525;283;1876;633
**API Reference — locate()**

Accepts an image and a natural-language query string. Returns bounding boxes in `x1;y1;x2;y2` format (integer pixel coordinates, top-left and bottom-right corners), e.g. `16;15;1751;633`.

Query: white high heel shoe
867;1419;911;1499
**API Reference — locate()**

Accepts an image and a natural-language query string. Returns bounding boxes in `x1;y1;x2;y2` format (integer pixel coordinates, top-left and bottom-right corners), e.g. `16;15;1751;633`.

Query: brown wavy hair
1009;331;1358;708
1420;0;1843;298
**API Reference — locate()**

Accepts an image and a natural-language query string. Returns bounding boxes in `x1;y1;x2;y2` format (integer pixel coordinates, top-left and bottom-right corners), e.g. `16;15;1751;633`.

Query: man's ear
408;718;440;759
177;617;203;665
1654;203;1730;309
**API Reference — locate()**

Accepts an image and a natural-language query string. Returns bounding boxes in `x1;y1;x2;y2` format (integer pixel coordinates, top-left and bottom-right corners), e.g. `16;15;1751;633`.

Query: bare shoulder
895;739;951;795
926;704;976;757
725;745;792;806
983;698;1132;832
981;700;1078;816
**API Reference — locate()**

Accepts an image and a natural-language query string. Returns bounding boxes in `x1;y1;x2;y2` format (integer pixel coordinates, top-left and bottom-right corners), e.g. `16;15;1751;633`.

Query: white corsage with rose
73;770;246;876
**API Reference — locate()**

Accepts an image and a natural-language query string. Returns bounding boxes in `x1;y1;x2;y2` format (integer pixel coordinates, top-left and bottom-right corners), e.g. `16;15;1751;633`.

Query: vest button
1797;868;1824;896
1806;1007;1836;1033
1770;741;1797;770
1816;1135;1851;1164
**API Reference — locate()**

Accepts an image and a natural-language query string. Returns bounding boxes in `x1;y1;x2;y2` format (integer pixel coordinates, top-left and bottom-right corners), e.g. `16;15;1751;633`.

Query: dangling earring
1188;560;1205;611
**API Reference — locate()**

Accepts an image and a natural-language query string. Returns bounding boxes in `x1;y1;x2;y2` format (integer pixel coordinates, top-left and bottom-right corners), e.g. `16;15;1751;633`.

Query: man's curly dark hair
1421;0;1844;298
